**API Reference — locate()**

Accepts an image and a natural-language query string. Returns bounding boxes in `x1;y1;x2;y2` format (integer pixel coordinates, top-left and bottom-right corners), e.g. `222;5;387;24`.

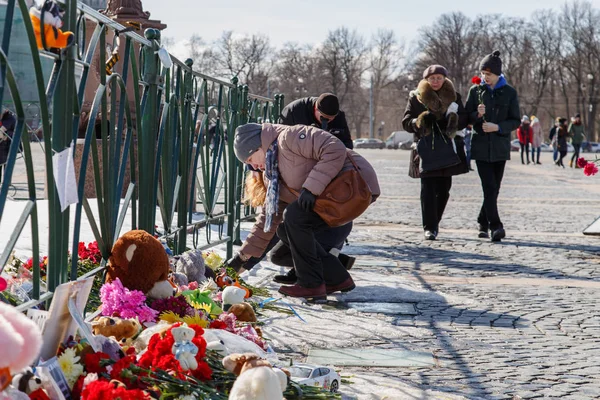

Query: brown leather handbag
287;155;373;227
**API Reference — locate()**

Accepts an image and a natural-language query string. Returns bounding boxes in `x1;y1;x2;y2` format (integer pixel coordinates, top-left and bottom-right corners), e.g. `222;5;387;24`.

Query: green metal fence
0;0;285;310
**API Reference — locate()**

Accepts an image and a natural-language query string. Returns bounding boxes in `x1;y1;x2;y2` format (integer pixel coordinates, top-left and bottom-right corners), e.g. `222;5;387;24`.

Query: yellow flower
203;251;223;271
57;348;84;389
159;310;183;323
189;301;213;314
183;315;209;327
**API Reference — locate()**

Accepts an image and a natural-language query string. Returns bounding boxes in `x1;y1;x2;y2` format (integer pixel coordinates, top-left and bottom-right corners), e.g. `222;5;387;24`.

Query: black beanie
479;50;502;76
316;93;340;118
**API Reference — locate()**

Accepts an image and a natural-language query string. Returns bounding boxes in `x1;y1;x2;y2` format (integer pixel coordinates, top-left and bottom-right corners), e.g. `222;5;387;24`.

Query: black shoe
491;228;506;242
338;253;356;270
478;225;489;238
273;268;297;284
424;230;437;240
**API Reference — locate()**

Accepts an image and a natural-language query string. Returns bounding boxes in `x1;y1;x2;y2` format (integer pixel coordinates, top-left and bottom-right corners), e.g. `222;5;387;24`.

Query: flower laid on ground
24;255;47;274
81;379;152;400
203;251;223;271
584;162;599;176
100;278;158;323
78;241;101;263
58;347;85;389
150;295;194;320
577;157;588;168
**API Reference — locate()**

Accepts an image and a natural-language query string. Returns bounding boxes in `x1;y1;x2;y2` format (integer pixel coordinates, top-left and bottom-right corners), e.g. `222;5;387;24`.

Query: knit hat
234;123;263;162
423;65;448;79
479;50;502;76
316;93;339;118
575;113;581;118
521;115;530;123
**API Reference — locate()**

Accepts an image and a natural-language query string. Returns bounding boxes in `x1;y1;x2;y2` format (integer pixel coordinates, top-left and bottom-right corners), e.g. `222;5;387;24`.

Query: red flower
71;375;86;400
209;320;227;330
110;355;138;386
84;352;111;374
584;162;599;176
471;76;482;85
577;158;589;168
81;380;151;400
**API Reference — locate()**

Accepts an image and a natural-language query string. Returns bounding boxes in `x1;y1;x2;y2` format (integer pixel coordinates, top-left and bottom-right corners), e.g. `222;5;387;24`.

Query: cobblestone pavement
249;149;600;399
341;149;600;399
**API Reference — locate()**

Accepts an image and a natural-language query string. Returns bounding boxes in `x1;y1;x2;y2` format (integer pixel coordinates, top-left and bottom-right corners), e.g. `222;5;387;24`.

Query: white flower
57;348;84;389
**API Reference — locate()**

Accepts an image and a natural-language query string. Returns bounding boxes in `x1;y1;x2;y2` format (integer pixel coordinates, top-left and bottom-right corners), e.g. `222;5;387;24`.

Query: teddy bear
171;325;199;371
222;353;287;400
11;369;50;400
222;285;246;311
216;272;252;298
91;316;141;343
106;230;173;299
228;303;257;323
174;249;208;284
0;301;42;375
29;0;74;51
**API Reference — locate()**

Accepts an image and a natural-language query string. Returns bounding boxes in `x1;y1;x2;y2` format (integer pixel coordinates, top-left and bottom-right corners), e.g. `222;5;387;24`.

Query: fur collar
415;78;457;118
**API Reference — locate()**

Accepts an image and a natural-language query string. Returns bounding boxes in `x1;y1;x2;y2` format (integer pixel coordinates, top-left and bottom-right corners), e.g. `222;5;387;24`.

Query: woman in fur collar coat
402;65;468;240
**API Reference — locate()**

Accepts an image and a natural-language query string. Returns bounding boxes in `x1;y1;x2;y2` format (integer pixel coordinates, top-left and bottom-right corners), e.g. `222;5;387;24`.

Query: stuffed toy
11;369;50;400
222;286;246;311
29;0;74;51
223;353;287;400
216;272;252;299
91;316;141;343
206;340;228;357
174;249;208;284
228;303;257;323
0;302;42;376
181;289;223;315
106;230;173;299
171;325;199;371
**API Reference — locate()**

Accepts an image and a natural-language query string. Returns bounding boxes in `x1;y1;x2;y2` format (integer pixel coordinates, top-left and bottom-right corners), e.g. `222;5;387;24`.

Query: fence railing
0;0;285;310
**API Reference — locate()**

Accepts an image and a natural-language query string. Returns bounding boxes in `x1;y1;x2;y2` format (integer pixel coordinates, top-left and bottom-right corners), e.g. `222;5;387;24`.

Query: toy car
287;363;341;392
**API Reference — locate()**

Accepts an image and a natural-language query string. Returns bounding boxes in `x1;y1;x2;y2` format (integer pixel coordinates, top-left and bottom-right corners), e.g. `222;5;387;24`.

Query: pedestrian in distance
402;64;469;241
549;117;560;163
530;116;543;164
555;117;569;168
226;123;380;302
464;50;521;243
517;115;533;164
568;113;586;168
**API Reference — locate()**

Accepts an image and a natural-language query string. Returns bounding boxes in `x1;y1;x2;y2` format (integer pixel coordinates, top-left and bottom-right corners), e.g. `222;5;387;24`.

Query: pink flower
100;278;158;323
584;162;599;176
577;158;589;168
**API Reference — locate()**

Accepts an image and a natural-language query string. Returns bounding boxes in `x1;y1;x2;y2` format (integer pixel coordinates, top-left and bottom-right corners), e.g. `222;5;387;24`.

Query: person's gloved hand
297;188;317;212
225;254;246;273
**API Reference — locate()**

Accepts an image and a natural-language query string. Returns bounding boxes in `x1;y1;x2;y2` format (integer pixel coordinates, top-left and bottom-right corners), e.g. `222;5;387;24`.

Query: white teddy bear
171;325;198;371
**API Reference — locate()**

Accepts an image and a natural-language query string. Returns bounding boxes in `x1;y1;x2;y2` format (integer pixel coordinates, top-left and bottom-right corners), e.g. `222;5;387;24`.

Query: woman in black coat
402;65;469;240
0;109;17;182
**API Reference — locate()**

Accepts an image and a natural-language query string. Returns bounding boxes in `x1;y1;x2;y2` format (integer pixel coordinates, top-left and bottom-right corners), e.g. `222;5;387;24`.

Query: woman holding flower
465;50;521;242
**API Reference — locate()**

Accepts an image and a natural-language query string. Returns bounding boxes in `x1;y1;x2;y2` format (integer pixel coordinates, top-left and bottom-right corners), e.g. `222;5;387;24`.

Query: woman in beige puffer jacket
226;123;380;301
530;116;543;164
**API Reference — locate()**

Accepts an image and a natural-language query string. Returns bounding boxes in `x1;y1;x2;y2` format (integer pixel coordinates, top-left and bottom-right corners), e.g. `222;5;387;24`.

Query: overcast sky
142;0;571;52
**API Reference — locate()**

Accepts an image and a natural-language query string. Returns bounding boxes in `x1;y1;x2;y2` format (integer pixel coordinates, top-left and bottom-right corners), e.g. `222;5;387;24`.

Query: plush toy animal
223;353;287;400
171;325;199;371
106;230;173;299
216;272;252;299
0;301;42;375
11;369;50;400
206;340;228;357
222;286;247;311
228;303;257;323
91;316;141;343
174;249;207;284
29;0;74;50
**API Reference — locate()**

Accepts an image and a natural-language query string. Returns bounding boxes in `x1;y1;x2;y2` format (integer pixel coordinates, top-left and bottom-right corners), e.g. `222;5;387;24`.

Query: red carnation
577;158;589;168
471;76;482;85
209;320;227;330
84;352;111;374
82;380;151;400
584;162;598;176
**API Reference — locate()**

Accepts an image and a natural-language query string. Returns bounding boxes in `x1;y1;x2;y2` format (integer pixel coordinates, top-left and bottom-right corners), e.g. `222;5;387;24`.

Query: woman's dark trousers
277;201;350;288
476;160;506;231
420;176;452;233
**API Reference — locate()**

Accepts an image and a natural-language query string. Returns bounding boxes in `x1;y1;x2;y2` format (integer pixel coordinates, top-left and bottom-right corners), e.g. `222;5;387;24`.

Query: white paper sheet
52;144;79;212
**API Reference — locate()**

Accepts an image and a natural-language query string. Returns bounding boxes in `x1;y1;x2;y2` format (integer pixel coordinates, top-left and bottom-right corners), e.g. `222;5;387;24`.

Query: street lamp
588;74;594;141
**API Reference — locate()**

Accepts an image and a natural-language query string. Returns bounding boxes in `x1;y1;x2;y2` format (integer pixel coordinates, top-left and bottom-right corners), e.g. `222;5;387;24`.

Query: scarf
263;140;279;233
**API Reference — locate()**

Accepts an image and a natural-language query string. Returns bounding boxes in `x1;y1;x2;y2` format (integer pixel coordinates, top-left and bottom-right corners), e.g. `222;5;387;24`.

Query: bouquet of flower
577;157;599;176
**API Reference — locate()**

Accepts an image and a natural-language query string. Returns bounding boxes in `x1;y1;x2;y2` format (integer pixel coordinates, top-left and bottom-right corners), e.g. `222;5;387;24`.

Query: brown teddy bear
106;230;173;299
228;303;257;322
91;316;141;342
